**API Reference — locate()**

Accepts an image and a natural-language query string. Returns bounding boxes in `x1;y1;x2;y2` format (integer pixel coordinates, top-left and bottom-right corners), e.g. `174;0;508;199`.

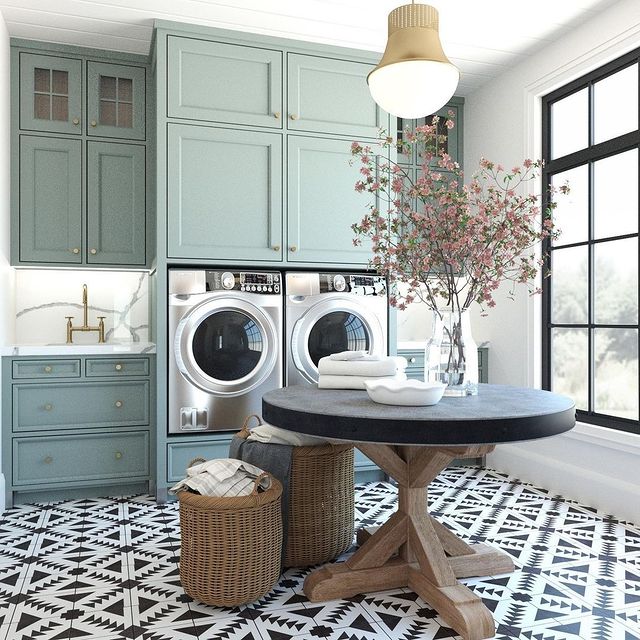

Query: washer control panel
319;273;386;296
207;270;281;294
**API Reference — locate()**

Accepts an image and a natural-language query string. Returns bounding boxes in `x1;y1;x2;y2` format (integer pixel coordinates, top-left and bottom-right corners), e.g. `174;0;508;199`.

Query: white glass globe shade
368;60;460;119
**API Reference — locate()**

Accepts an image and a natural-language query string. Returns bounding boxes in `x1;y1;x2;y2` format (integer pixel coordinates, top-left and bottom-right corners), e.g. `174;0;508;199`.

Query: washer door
174;297;278;396
291;297;384;383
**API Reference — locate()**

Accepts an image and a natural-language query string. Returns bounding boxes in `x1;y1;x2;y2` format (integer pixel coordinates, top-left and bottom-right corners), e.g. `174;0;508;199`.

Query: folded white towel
329;350;381;361
318;356;407;377
246;423;327;446
318;372;407;390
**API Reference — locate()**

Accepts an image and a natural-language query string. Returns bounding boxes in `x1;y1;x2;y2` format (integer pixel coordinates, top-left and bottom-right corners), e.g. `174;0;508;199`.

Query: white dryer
285;271;388;385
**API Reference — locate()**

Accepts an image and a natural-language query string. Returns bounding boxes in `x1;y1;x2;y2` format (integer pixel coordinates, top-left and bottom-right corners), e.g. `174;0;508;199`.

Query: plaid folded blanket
168;458;270;497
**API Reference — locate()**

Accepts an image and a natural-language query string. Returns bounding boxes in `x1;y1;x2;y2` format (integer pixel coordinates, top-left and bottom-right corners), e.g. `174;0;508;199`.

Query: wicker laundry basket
178;461;283;607
238;415;355;568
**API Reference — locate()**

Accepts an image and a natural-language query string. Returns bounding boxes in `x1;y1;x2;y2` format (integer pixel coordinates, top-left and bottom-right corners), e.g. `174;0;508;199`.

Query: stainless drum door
174;295;278;397
290;297;385;383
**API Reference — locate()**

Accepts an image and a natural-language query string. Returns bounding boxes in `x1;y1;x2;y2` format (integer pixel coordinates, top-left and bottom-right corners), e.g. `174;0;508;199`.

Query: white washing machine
285;271;388;385
169;269;283;433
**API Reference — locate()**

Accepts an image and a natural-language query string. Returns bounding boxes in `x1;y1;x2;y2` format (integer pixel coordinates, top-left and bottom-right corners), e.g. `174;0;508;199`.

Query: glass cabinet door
87;62;146;140
19;53;82;134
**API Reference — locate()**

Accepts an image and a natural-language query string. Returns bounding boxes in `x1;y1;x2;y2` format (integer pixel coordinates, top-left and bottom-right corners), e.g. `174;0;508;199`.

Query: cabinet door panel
167;124;282;261
87;62;146;140
167;36;282;128
287;54;385;138
19;136;82;264
20;53;82;135
87;142;146;265
287;136;371;265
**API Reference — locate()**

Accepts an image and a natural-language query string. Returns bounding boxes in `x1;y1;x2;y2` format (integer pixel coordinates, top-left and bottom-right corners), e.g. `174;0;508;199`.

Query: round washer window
192;310;264;381
307;311;370;366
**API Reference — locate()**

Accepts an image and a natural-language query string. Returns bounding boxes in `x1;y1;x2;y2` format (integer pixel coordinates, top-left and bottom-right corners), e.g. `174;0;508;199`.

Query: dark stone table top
262;384;575;446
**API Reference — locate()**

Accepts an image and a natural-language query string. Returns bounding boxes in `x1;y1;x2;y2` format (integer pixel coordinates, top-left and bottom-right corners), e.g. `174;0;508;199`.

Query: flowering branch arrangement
350;114;568;318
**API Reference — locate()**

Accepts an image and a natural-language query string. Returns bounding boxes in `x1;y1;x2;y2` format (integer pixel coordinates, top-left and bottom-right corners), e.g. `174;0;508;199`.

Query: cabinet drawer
85;357;150;377
13;431;149;486
167;438;232;483
13;380;150;432
12;359;81;379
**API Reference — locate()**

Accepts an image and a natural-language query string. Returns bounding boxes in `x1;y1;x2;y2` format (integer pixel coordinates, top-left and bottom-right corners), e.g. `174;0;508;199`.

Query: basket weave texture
238;415;355;569
178;470;283;607
285;441;355;568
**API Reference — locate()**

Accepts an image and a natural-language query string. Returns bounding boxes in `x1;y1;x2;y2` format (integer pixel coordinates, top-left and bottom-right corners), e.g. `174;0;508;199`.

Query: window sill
565;420;640;455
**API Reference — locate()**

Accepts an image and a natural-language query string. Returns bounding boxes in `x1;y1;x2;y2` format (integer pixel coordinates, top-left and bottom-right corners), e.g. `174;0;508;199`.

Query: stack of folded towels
317;350;407;390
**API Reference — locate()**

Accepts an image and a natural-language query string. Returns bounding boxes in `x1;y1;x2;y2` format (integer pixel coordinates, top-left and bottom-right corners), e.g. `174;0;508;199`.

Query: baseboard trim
488;440;639;525
0;473;5;514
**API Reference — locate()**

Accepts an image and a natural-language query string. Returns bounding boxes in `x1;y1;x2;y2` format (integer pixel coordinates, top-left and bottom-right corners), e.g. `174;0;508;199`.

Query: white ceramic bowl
364;379;446;406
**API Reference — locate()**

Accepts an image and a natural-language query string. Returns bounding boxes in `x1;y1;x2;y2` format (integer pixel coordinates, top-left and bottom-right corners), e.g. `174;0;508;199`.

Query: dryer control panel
206;270;281;294
319;273;386;296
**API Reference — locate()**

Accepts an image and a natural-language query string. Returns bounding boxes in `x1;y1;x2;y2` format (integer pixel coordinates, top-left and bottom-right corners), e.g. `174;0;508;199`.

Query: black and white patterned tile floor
1;466;639;640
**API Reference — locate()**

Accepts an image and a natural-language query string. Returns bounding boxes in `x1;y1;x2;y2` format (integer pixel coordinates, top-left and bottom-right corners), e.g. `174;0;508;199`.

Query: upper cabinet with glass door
20;53;83;135
87;62;146;140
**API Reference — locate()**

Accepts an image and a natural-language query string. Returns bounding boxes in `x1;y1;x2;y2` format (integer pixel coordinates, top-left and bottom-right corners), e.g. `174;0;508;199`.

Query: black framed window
542;48;640;435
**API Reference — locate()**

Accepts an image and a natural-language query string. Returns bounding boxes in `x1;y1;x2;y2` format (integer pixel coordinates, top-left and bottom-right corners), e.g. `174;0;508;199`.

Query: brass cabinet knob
115;451;123;460
289;114;299;120
44;455;53;464
90;248;97;255
274;112;280;119
115;400;123;408
44;366;52;373
272;245;280;252
72;117;80;126
71;247;80;255
115;363;123;371
90;120;97;127
289;245;297;252
44;403;53;411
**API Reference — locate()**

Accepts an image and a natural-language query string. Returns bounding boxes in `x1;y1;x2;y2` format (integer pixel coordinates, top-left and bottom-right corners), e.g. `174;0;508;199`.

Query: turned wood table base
303;444;515;640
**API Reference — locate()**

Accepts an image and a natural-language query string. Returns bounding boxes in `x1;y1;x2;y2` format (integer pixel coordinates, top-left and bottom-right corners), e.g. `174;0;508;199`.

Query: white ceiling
0;0;622;95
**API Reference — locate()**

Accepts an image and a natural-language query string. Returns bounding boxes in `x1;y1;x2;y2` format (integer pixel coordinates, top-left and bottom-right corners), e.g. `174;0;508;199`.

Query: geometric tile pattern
0;467;639;640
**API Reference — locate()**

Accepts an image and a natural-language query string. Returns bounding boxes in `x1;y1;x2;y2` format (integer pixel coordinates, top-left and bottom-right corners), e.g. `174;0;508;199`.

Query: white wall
464;0;640;524
0;9;14;514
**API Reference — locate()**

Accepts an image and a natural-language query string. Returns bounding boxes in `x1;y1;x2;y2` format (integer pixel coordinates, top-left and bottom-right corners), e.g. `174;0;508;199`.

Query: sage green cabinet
287;135;372;264
287;53;385;138
167;123;283;261
167;36;283;128
87;61;146;140
2;354;155;506
19;52;83;135
19;135;83;264
12;44;150;268
87;141;146;265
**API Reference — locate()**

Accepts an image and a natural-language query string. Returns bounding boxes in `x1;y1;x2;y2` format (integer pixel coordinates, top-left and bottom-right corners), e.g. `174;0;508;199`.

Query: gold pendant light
368;2;459;119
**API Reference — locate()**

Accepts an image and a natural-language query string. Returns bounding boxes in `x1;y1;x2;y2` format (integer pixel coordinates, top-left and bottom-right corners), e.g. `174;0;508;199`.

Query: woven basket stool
178;462;283;607
238;415;355;568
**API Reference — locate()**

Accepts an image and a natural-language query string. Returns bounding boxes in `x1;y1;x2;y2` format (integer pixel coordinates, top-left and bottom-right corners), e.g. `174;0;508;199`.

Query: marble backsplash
15;270;149;345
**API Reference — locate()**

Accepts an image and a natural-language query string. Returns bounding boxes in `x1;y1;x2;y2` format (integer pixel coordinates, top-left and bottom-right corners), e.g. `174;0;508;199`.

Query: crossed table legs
303;444;514;640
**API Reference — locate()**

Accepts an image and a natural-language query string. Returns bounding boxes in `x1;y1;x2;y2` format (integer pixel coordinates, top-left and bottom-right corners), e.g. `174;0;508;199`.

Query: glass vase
425;307;479;396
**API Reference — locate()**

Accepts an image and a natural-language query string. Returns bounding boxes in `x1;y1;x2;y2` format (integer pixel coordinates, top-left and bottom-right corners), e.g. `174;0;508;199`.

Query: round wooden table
263;384;575;640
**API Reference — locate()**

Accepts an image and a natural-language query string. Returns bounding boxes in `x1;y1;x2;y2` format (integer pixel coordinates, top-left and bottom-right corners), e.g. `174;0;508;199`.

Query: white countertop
0;342;156;356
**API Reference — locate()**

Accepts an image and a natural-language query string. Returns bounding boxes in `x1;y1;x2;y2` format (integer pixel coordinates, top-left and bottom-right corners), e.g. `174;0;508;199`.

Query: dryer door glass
192;310;264;381
307;311;370;365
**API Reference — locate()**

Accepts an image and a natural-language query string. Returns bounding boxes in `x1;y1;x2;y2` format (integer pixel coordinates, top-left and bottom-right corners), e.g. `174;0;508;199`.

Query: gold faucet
66;284;106;343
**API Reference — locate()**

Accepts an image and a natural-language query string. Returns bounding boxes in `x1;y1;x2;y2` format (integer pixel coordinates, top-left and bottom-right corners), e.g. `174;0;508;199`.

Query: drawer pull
90;119;97;127
115;363;123;371
409;357;416;363
71;247;80;255
115;400;123;408
90;248;97;255
44;455;53;464
72;117;80;126
44;403;53;411
289;114;299;120
289;245;297;252
274;112;280;119
44;366;53;373
115;451;123;460
272;245;280;252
